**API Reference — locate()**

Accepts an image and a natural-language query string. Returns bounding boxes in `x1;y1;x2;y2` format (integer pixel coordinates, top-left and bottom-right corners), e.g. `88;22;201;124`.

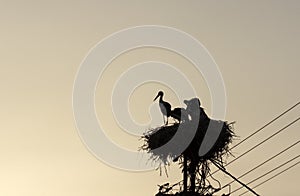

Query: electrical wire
208;101;300;194
211;117;300;176
219;140;300;191
238;160;300;196
230;101;300;150
231;154;300;194
210;159;260;196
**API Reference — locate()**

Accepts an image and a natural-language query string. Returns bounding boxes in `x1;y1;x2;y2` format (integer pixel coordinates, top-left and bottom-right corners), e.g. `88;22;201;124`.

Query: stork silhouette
154;91;171;125
184;98;201;121
170;107;189;123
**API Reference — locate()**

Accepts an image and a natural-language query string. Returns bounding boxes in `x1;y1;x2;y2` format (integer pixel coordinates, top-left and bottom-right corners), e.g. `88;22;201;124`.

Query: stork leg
163;116;168;125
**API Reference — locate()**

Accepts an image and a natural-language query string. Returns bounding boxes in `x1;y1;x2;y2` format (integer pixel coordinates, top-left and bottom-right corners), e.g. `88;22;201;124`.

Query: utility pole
183;153;188;193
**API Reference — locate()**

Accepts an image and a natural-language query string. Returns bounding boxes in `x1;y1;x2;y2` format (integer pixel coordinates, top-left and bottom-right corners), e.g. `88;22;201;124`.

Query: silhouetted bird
184;98;201;109
170;107;189;123
184;98;201;121
154;91;171;125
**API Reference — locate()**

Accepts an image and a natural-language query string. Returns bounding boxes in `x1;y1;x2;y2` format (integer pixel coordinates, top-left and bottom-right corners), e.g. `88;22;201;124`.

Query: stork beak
153;94;159;101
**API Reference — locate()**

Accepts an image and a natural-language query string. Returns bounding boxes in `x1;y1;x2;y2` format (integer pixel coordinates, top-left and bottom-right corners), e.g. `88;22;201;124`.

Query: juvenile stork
153;91;171;125
170;107;189;123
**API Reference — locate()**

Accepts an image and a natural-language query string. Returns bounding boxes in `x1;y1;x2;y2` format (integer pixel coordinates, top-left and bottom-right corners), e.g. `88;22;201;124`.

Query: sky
0;1;300;195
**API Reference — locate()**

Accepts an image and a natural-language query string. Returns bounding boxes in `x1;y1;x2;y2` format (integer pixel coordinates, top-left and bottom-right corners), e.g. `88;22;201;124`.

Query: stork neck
159;94;163;102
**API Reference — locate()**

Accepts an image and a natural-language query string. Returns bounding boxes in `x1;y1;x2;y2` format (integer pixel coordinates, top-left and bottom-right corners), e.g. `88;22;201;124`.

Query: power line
219;140;300;191
209;102;300;194
227;117;300;166
239;160;300;196
231;154;300;194
211;117;300;176
210;159;260;196
230;101;300;150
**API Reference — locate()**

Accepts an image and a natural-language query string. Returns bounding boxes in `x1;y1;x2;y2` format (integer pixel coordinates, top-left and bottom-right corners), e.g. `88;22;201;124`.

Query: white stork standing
153;91;172;125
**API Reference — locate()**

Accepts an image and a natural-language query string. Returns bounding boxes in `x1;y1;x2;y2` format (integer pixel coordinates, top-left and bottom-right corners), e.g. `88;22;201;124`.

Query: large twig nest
141;108;235;166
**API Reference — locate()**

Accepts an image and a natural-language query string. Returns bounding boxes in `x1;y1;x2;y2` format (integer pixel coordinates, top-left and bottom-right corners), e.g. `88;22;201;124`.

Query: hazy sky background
1;1;299;195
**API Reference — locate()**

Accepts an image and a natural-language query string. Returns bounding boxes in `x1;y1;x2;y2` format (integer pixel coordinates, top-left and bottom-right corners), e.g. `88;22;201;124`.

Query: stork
183;98;201;109
184;98;202;121
170;107;189;123
153;91;171;125
184;98;208;121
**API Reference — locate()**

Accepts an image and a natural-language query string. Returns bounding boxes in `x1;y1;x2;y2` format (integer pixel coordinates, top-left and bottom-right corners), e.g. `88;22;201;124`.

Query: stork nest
140;107;235;195
140;115;235;167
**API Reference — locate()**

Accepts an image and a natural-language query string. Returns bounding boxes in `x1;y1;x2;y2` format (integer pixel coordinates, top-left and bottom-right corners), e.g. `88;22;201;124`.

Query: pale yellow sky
0;1;299;196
